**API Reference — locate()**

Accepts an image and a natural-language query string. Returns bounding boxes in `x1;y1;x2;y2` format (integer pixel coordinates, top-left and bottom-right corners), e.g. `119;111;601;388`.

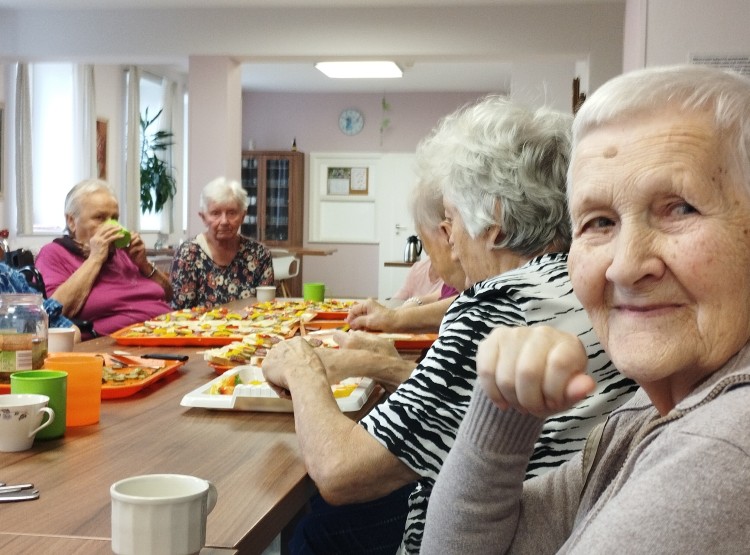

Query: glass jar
0;293;48;384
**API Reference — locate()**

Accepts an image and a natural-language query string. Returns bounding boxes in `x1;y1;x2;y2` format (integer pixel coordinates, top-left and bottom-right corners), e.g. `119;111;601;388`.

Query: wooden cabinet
240;150;304;247
241;150;304;295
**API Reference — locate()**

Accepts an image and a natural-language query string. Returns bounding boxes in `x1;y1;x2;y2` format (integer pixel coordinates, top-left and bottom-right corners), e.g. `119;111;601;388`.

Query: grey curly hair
416;95;572;256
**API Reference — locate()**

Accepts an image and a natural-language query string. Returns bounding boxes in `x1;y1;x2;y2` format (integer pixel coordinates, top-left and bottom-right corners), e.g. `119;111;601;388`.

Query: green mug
11;370;68;440
303;282;325;302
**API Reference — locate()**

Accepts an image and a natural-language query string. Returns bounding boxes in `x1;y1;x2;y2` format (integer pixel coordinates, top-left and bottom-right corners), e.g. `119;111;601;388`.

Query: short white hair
572;64;750;191
200;177;249;212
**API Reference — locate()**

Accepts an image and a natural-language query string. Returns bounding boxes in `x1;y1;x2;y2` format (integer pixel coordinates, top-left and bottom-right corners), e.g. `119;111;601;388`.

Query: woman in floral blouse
170;177;274;309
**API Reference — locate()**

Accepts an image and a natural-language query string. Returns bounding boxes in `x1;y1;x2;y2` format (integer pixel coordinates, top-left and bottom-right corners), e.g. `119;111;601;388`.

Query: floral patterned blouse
169;235;274;309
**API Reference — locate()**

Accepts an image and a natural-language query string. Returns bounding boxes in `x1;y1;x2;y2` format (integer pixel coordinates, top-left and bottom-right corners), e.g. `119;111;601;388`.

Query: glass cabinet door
241;157;259;239
264;158;291;241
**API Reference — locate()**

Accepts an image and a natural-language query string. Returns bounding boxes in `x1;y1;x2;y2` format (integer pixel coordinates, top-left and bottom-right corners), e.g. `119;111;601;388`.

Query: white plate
180;365;374;413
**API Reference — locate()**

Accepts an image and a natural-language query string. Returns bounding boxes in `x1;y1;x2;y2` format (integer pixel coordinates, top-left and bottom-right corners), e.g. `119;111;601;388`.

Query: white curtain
124;66;141;232
75;64;97;181
14;63;33;235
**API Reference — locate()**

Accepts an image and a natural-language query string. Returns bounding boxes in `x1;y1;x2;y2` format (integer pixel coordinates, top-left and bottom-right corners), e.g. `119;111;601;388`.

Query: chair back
271;254;300;280
5;249;35;269
18;266;48;299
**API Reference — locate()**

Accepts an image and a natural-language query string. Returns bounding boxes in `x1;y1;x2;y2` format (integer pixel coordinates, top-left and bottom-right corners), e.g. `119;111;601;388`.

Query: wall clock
339;108;364;136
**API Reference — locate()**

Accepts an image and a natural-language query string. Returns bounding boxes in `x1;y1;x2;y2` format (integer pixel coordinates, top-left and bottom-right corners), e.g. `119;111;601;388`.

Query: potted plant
140;108;177;213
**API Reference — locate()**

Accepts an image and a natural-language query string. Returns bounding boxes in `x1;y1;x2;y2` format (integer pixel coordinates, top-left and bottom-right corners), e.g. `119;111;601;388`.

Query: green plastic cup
105;218;131;248
303;282;325;302
11;370;67;439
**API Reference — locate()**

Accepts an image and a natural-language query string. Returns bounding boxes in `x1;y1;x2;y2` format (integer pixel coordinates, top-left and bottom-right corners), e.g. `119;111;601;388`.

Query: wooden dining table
0;298;384;555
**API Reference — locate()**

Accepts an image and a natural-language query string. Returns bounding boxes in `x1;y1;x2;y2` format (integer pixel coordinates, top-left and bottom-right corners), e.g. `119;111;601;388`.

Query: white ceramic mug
47;327;76;353
0;394;55;452
255;285;277;303
110;474;218;555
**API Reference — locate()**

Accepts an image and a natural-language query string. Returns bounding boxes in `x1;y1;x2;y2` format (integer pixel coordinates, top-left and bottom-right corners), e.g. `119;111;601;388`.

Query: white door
376;153;419;300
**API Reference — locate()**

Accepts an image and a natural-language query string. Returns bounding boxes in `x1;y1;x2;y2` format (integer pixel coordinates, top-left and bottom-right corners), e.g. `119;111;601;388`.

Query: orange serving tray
101;359;186;399
209;362;235;375
313;310;350;320
0;359;186;399
110;323;297;347
299;320;438;351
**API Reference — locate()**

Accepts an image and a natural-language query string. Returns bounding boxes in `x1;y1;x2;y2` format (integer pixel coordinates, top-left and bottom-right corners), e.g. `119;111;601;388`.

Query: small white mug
0;394;55;452
255;285;277;303
111;474;218;555
47;327;76;353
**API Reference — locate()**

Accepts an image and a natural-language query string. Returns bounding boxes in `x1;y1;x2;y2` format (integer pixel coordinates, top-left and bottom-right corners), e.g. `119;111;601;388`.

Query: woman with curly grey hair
261;95;635;555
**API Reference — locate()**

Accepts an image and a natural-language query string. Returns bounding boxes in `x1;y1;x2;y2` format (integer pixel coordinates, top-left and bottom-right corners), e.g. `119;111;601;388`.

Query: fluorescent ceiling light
315;61;403;79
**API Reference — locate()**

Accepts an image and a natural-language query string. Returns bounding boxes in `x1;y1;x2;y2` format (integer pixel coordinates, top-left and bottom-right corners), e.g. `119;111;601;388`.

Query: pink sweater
36;242;171;336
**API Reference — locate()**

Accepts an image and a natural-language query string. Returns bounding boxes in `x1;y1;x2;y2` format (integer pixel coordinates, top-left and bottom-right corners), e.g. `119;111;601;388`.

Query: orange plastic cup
43;353;102;426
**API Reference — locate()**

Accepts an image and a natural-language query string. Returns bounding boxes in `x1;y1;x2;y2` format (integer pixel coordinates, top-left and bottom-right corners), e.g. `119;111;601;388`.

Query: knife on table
142;353;189;362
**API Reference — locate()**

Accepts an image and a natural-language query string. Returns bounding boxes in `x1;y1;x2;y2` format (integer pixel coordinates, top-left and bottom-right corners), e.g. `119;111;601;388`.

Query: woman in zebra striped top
262;96;637;555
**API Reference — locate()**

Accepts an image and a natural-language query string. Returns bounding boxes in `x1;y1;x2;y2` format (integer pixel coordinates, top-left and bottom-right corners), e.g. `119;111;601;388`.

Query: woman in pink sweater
36;179;171;338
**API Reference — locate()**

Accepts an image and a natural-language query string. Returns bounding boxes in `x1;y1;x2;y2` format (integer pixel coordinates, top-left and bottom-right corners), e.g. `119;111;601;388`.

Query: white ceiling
0;0;620;93
0;0;621;7
239;60;514;93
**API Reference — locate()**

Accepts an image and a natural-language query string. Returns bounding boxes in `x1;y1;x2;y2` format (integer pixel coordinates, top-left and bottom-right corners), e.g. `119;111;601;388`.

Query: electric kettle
404;235;423;263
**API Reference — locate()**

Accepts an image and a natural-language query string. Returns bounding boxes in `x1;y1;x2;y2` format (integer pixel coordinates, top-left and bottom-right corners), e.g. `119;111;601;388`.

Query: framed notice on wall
326;166;369;196
310;153;379;243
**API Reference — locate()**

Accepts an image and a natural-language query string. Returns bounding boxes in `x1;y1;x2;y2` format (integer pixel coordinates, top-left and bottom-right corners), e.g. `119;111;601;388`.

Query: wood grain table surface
0;298;383;554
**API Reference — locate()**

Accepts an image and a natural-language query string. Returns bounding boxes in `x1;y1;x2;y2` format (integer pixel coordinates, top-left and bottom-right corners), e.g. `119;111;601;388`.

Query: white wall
0;2;627;297
644;0;750;66
243;91;487;298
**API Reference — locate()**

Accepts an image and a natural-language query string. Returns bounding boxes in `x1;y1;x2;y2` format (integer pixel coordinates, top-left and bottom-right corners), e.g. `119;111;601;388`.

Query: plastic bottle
0;229;9;259
0;294;48;384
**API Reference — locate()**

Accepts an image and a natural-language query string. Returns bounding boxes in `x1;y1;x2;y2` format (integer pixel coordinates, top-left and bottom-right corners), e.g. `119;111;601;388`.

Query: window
31;63;75;234
139;74;165;231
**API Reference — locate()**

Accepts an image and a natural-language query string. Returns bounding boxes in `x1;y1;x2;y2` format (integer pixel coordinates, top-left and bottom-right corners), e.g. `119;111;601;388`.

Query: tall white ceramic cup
110;474;218;555
0;394;55;452
47;327;76;353
255;285;277;303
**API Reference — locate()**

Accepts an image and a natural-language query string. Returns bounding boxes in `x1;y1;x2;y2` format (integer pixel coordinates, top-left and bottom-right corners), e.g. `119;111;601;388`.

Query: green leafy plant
140;108;177;213
380;95;391;146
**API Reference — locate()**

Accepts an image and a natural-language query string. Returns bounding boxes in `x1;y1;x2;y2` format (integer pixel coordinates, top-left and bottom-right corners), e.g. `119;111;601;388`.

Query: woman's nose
604;223;665;285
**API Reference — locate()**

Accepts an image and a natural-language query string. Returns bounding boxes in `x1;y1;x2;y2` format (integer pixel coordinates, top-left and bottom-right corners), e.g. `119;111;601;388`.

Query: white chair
269;249;300;298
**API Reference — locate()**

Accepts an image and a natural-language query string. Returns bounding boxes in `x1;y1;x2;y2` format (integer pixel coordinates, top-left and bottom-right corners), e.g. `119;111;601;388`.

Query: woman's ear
485;224;504;249
65;214;76;236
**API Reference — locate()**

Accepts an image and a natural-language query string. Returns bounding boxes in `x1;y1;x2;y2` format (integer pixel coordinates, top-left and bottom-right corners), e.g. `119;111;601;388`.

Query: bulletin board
309;153;379;243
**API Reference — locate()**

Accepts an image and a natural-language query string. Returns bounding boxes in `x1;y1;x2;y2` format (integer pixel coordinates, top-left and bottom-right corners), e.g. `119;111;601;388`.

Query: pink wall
242;91;488;298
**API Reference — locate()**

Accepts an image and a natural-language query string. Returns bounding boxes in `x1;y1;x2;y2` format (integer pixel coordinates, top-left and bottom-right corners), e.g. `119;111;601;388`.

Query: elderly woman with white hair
170;177;274;309
423;65;750;553
261;96;636;555
35;178;172;338
345;177;465;334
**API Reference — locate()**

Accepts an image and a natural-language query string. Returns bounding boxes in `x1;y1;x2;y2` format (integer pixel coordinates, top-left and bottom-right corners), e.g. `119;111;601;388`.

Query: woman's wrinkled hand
476;326;595;418
262;336;323;399
88;222;122;261
333;329;400;358
125;232;149;269
346;298;395;331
